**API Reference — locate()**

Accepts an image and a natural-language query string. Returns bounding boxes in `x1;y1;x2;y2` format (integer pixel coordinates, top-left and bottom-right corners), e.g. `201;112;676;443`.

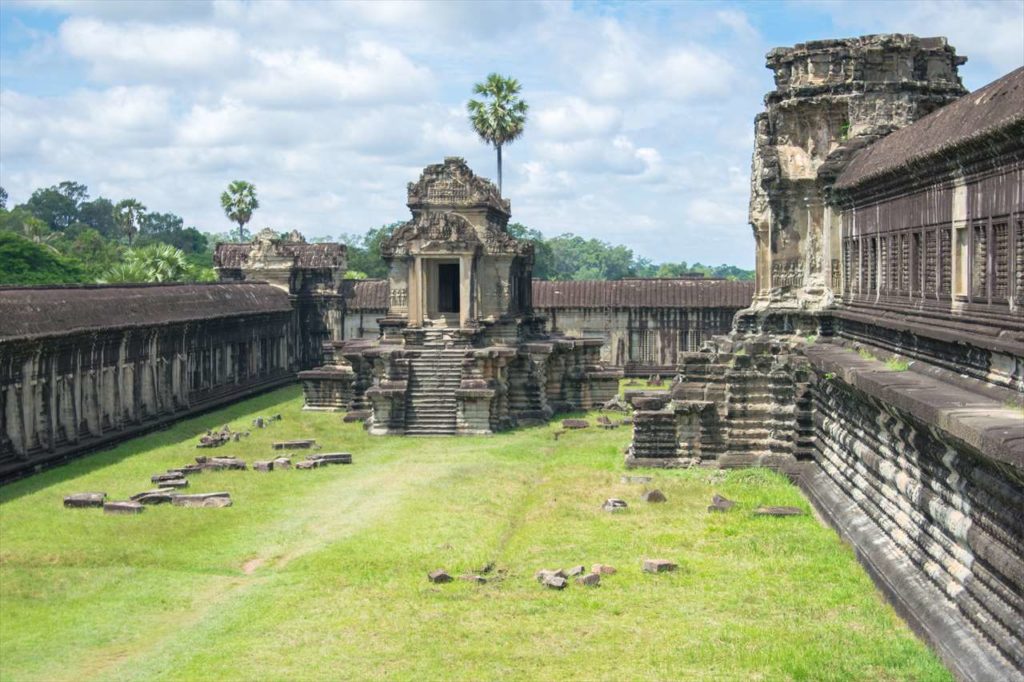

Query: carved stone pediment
382;212;481;257
407;157;510;216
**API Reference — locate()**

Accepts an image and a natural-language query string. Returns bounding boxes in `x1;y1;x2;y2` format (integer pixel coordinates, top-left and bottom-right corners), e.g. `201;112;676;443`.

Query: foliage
0;387;949;681
98;243;214;283
76;197;119;237
0;232;85;284
885;356;910;371
22;181;87;231
114;198;146;246
468;73;528;193
0;185;7;210
339;222;400;279
220;180;259;242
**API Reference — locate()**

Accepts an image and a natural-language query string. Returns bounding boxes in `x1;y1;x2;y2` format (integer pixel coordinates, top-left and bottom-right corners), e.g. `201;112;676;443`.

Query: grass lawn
0;385;949;681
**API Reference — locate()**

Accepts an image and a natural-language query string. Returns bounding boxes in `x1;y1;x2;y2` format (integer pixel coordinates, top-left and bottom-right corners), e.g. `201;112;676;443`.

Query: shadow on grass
0;384;301;504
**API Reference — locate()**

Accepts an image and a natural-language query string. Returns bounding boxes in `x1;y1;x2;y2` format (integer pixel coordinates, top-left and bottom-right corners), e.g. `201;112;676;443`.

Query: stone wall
0;283;297;480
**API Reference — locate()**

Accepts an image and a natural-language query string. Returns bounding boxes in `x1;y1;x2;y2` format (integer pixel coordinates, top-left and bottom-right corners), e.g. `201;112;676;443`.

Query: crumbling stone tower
747;35;966;323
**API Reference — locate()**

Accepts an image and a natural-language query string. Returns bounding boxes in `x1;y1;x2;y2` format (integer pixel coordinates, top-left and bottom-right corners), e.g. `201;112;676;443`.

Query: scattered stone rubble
172;492;232;508
601;498;628;513
272;439;316;450
428;569;453;584
642;489;667;503
104;501;144;515
755;506;803;517
707;494;736;512
561;419;589;430
642;559;677;574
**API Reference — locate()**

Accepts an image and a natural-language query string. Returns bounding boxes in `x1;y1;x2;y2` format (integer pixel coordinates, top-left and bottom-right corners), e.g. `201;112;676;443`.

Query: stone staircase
403;350;465;435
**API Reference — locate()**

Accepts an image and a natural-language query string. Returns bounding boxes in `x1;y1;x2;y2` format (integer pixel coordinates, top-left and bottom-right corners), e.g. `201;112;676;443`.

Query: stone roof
214;241;346;269
532;278;754;309
0;283;293;342
342;279;389;311
835;66;1024;189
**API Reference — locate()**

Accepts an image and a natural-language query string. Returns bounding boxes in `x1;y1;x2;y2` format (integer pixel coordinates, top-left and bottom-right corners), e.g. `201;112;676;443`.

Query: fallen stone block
171;492;233;508
104;501;144;515
253;417;265;428
755;506;803;517
130;490;175;505
642;558;677;574
151;472;184;484
169;465;203;476
459;574;487;584
601;498;628;513
273;439;315;450
343;410;371;422
253;460;274;472
157;478;188;489
562;419;589;430
428;569;453;584
621;475;653;484
309;453;352;466
543;575;568;590
295;460;319;470
576;573;601;587
63;492;106;508
535;569;567;583
565;565;585;578
272;457;292;470
642;489;667;503
707;494;736;513
591;563;617;575
204;457;247;471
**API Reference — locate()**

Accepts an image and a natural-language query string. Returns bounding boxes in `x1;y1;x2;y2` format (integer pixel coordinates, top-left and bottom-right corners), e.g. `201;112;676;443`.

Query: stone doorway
437;262;460;314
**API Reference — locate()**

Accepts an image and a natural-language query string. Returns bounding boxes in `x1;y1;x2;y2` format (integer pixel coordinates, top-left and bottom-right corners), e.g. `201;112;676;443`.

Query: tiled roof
0;283;292;341
835;67;1024;189
531;278;754;309
342;279;389;311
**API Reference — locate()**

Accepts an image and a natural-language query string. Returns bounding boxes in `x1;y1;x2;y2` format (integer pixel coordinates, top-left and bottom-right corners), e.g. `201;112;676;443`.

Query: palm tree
114;199;146;246
220;181;259;242
99;244;197;283
467;73;528;195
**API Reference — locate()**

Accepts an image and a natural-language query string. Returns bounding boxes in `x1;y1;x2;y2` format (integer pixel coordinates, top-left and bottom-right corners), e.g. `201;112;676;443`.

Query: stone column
459;255;471;328
409;256;422;326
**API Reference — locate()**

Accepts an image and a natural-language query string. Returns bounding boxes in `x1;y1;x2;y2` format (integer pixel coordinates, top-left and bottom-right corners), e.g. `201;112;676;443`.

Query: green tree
467;73;528;194
0;186;8;210
0;232;85;284
22;181;88;231
220;181;259;242
114;199;146;246
339;222;400;279
140;211;184;236
98;243;212;283
77;197;118;237
0;208;59;253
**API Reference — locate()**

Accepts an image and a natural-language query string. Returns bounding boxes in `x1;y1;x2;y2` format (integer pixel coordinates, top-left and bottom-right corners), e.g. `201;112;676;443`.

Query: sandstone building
298;157;623;434
627;36;1023;679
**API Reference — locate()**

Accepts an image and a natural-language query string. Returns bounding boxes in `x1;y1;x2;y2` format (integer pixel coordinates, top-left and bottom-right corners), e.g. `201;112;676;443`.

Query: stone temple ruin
0;31;1021;681
299;157;622;434
626;36;1023;678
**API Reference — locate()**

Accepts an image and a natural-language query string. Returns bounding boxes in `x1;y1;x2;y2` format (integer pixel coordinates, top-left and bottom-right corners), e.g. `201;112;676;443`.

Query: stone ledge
794;462;1021;682
804;345;1024;472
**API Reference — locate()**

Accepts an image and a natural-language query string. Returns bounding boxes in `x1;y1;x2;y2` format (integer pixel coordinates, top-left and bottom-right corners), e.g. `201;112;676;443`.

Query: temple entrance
437;262;460;314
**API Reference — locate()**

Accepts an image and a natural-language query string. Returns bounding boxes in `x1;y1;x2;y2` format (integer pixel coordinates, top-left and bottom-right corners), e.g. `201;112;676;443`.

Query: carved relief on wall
771;259;804;289
407;156;509;213
389;288;408;309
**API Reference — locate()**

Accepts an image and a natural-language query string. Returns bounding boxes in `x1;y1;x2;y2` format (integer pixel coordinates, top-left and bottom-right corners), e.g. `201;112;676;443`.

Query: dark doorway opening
438;263;460;313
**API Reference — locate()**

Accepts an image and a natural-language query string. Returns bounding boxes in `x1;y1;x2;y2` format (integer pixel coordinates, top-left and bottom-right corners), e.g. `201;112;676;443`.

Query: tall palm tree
220;181;259;242
114;199;146;246
467;73;528;195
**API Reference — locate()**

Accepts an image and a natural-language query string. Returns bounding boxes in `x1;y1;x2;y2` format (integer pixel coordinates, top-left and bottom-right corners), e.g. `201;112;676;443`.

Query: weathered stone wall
0;283;296;480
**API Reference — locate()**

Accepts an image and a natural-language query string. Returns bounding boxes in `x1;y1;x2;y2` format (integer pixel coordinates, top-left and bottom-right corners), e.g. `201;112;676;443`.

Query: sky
1;1;1022;268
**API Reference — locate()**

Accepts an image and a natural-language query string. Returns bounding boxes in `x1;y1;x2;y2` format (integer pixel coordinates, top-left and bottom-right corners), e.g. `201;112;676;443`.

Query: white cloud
534;97;622;140
59;17;243;80
232;43;433;108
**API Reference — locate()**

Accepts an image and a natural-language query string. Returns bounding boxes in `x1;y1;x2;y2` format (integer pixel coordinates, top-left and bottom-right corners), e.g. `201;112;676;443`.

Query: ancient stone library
0;33;1021;679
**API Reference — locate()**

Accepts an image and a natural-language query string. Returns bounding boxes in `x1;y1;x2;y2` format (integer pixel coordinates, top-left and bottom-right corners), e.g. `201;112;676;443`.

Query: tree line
0;181;752;287
337;222;753;281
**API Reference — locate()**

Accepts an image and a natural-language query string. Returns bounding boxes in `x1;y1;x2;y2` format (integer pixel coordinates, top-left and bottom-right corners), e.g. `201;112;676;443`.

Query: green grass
0;385;950;681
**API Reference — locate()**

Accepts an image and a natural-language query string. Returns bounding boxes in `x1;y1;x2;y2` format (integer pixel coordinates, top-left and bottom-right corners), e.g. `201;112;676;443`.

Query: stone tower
379;157;534;340
747;34;966;320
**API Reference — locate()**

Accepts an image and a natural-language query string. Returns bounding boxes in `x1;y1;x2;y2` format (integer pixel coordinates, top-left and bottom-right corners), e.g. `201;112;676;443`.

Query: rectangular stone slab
171;493;232;508
103;501;144;515
63;492;106;508
272;440;315;450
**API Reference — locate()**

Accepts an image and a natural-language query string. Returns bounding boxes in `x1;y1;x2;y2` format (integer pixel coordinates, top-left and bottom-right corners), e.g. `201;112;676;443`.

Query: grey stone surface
565;565;585;578
428;569;452;584
708;494;736;512
576;573;601;587
543;575;568;590
642;559;677;574
63;492;106;508
754;506;803;517
642;489;667;503
601;498;628;513
253;461;274;472
104;501;144;515
171;492;232;508
591;564;617;575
